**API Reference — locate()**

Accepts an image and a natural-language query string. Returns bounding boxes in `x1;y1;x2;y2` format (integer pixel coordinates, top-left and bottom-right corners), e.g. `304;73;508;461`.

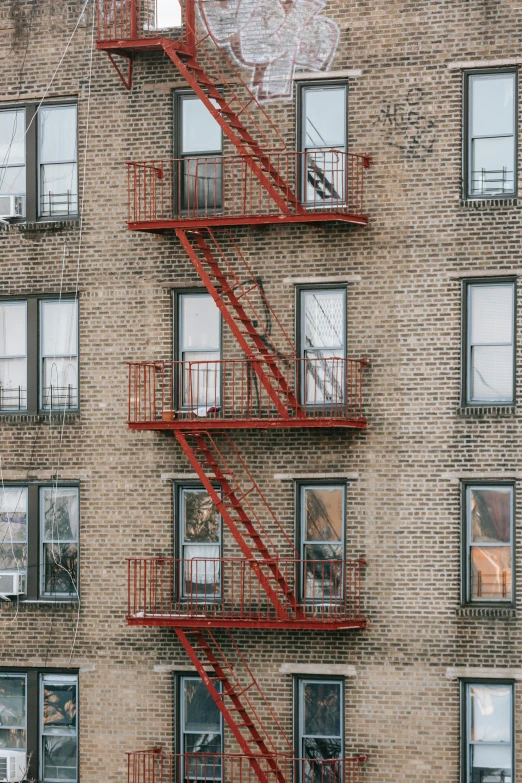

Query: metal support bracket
106;52;133;90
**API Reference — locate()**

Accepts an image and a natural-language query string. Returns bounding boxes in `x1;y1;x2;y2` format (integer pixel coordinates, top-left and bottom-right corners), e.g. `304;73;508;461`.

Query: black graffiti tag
376;87;436;158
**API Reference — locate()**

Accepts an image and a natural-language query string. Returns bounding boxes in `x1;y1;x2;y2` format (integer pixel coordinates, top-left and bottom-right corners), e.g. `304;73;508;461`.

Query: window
175;93;223;213
466;71;517;198
463;484;514;604
297;678;343;779
175;291;221;412
463;681;514;783
179;486;221;600
179;676;223;780
463;280;515;405
0;483;79;601
156;0;182;28
0;102;78;221
299;287;346;405
0;296;78;413
299;83;347;206
299;484;344;602
0;670;78;783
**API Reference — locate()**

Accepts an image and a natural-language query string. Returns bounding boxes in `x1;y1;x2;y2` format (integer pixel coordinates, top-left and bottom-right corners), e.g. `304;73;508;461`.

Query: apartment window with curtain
299;287;346;406
179;486;222;601
179;676;223;781
299;83;347;206
463;681;514;783
0;296;79;414
463;483;514;605
465;71;517;198
175;291;221;413
463;280;515;405
0;670;78;783
175;93;223;214
296;678;343;779
0;483;79;601
0;101;78;222
299;484;345;602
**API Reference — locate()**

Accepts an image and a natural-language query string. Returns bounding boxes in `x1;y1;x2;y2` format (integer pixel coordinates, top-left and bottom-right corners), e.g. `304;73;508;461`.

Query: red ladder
177;228;305;420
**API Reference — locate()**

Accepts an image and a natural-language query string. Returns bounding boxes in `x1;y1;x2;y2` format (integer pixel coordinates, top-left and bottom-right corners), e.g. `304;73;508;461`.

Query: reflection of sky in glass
157;0;181;28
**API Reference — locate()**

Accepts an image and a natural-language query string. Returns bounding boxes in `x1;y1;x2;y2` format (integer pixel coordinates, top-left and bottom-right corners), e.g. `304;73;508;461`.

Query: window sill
456;606;516;620
17;219;81;233
459;197;519;209
457;405;517;417
0;411;80;424
20;599;79;605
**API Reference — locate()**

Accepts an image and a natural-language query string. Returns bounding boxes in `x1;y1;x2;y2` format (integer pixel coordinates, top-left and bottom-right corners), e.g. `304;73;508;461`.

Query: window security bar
473;570;510;600
40;191;78;217
0;385;27;411
471;168;514;195
41;384;78;409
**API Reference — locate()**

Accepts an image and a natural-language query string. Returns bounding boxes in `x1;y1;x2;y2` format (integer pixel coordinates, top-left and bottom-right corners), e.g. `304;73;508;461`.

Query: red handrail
127;557;366;627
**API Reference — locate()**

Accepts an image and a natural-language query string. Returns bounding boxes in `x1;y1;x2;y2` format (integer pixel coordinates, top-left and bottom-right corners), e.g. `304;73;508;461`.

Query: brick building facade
0;1;521;782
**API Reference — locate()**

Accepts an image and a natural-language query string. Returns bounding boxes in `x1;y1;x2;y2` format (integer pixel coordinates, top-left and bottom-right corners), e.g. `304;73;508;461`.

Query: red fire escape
98;2;369;780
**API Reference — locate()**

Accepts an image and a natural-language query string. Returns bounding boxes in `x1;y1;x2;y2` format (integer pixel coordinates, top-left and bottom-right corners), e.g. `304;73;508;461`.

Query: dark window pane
304;545;343;600
303;682;341;737
43;682;77;731
182;158;222;213
0;729;26;750
0;543;27;571
184;680;221;733
303;737;342;760
43;736;77;781
470;488;511;543
184;492;220;543
0;677;25;729
183;736;222;781
304;488;343;543
43;544;78;595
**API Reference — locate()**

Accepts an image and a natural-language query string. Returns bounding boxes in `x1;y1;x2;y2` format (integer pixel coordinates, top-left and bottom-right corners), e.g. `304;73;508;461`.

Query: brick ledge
456;607;516;620
457;406;517;416
459;198;519;209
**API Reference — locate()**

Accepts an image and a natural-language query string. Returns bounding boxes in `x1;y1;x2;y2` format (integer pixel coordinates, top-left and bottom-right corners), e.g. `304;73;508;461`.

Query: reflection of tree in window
184;492;219;543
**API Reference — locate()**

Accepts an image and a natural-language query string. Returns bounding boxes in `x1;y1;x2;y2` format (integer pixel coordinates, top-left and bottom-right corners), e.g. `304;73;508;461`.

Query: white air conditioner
0;572;25;597
0;195;24;219
0;751;27;783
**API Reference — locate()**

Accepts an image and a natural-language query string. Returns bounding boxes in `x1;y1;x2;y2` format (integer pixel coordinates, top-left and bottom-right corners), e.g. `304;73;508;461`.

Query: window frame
174;482;223;603
293;675;345;771
0;98;79;224
0;481;80;602
173;288;222;413
461;277;517;407
39;674;78;783
461;480;516;608
295;284;348;407
0;293;80;416
37;103;79;219
460;678;515;783
173;90;223;215
296;80;349;206
295;480;346;604
0;668;79;783
176;674;224;773
463;68;518;200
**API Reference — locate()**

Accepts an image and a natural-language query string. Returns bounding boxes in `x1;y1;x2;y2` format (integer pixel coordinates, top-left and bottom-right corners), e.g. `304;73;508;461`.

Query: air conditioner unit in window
0;572;25;597
0;195;24;219
0;751;27;783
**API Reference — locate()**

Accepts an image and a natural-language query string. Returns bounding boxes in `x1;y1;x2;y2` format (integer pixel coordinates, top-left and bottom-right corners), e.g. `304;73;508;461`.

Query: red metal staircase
176;627;293;782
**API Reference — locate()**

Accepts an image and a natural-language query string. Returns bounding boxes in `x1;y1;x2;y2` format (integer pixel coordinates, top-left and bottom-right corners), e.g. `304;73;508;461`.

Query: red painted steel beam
127;617;366;630
128;418;368;431
128;213;369;231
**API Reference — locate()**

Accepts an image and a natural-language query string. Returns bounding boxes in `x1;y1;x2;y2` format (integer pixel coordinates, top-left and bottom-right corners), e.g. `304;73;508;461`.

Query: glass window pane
41;301;78;357
183;679;221;733
470;487;512;543
0;303;26;357
184;736;222;780
471;137;515;194
182;351;220;409
470;684;511;743
183;491;220;543
304;487;343;542
39;106;77;164
0;110;25;166
471;546;512;601
183;548;220;598
470;285;513;345
42;678;77;733
0;359;27;410
42;488;78;541
471;74;515;138
304;88;346;149
304;349;344;405
156;0;181;27
40;163;78;216
303;682;341;737
181;98;222;154
0;730;26;750
42;357;78;409
303;291;345;350
0;544;28;571
43;543;78;595
0;677;26;730
43;736;77;782
182;157;223;213
0;166;26;197
471;345;513;401
0;488;27;545
471;744;512;781
304;545;343;600
181;295;220;351
303;737;342;761
305;148;346;204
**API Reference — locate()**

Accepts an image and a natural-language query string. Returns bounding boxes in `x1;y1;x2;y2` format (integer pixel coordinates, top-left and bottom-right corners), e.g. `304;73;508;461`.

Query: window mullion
25;106;37;223
26;670;38;781
26;298;38;414
26;484;39;600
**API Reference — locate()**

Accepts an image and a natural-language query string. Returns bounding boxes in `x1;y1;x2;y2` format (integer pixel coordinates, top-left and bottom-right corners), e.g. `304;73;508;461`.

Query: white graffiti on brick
198;0;340;100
